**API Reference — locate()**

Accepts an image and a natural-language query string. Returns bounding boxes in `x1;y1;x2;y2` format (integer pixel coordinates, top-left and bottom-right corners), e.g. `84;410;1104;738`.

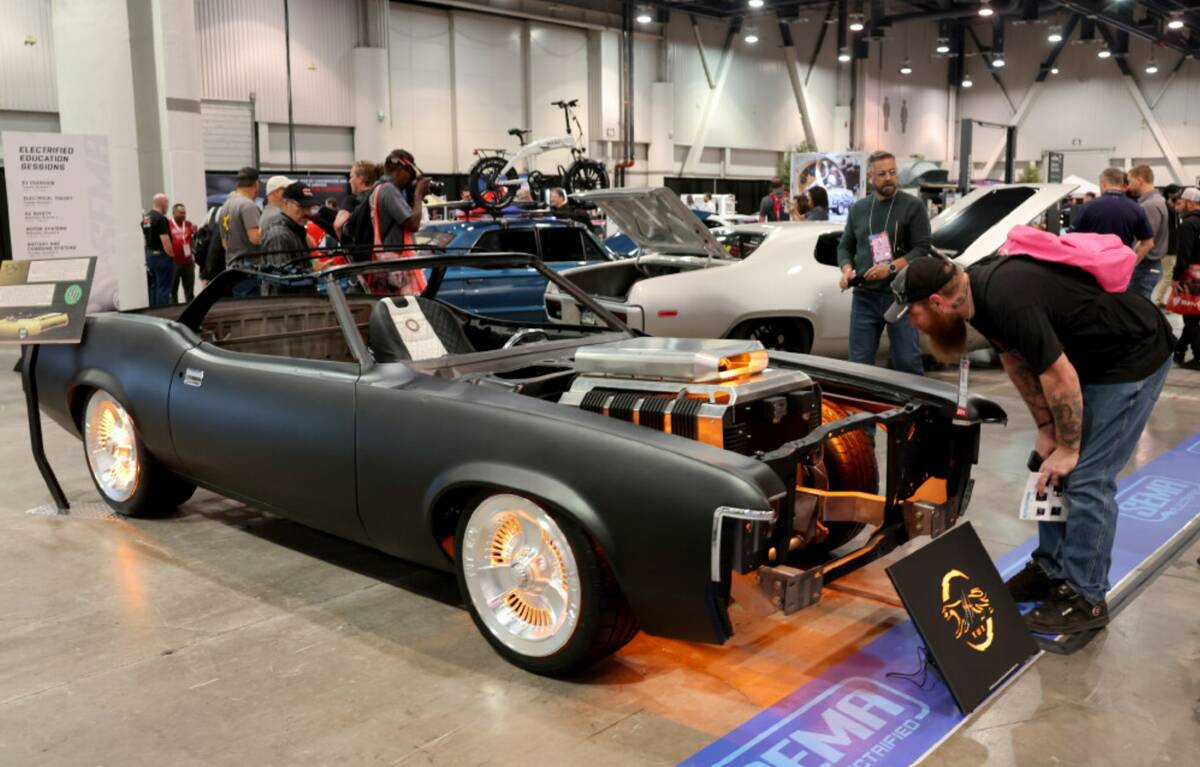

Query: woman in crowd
788;194;811;221
805;186;830;221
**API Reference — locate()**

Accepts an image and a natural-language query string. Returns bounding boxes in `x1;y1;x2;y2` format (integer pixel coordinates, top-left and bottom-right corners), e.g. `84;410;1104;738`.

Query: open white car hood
576;187;727;260
930;183;1077;263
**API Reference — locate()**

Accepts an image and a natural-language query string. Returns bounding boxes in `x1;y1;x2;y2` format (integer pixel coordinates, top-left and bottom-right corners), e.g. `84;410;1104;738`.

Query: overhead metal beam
966;26;1015;111
690;14;715;89
1096;24;1186;184
977;16;1079;179
680;17;741;176
1053;1;1198;59
779;14;818;150
1150;54;1188;110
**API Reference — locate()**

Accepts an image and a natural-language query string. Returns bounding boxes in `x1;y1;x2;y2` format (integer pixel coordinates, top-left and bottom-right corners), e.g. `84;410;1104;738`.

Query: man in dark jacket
1173;187;1200;366
260;181;317;266
837;150;931;374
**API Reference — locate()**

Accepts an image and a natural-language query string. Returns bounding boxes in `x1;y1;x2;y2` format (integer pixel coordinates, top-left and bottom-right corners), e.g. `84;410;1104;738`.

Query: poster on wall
205;172;349;209
790;152;864;223
2;132;117;312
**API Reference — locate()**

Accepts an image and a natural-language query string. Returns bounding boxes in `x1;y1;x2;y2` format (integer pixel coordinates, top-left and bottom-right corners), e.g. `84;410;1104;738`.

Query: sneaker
1005;560;1059;603
1025;584;1109;634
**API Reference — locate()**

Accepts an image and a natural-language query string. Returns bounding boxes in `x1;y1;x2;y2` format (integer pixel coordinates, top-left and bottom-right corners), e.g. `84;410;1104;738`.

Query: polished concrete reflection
0;345;1197;766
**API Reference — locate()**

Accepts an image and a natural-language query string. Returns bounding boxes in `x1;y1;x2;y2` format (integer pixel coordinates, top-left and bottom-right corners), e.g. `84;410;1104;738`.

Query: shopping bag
1165;264;1200;316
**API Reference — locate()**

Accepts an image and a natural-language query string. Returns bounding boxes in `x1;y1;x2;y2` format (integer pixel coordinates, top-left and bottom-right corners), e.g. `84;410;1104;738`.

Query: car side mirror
814;231;842;267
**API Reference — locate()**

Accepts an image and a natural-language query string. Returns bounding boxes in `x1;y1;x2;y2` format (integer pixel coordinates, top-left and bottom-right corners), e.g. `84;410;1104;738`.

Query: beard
923;311;969;363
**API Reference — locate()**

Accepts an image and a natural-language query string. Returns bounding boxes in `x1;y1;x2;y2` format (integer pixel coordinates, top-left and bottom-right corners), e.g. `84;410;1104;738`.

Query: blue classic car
416;217;619;321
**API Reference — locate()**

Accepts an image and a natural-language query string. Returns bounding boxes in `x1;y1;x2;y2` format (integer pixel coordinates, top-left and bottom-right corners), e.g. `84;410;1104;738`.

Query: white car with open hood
546;184;1076;356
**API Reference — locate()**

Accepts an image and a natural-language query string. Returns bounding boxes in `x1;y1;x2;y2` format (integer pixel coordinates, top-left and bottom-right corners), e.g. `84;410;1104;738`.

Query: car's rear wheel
809;400;880;553
82;389;195;517
731;317;813;354
455;493;637;675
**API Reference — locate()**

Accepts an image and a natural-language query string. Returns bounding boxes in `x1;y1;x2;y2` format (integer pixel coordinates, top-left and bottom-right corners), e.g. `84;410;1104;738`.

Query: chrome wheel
83;391;141;503
460;494;582;658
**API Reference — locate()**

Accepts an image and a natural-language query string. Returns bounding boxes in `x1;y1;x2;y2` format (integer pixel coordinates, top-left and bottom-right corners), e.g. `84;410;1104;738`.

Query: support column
152;0;207;233
52;0;147;310
353;48;390;163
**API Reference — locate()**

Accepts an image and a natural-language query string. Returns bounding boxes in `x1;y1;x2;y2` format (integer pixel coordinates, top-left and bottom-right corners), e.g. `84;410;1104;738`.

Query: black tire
454;493;637;675
81;389;195;518
811;400;880;553
564;160;610;194
731;317;813;354
467;156;520;211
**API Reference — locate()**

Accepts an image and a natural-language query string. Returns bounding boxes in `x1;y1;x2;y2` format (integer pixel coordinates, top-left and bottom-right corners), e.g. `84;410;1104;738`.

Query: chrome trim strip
711;505;777;581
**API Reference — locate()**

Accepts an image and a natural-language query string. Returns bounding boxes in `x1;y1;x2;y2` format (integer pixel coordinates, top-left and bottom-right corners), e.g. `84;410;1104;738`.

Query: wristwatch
887;261;898;274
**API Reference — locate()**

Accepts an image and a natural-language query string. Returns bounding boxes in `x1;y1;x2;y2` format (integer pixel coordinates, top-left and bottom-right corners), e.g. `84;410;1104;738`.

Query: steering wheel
502;328;551;349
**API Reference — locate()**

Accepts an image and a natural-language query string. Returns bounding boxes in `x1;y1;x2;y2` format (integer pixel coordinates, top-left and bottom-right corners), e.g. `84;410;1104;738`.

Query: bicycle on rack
467;98;610;211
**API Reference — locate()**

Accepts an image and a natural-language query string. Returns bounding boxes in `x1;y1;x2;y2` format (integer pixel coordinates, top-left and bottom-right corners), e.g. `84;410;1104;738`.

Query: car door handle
181;368;205;387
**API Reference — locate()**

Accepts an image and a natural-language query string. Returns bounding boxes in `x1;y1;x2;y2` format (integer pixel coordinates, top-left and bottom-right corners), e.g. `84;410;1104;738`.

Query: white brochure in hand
1019;472;1069;522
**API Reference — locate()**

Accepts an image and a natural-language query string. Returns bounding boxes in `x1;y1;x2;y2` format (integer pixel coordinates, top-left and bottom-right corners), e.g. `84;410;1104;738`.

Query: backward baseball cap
884;255;957;323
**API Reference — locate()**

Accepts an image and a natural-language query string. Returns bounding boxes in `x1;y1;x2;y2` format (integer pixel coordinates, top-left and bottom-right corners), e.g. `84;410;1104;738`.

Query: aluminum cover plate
573;337;770;382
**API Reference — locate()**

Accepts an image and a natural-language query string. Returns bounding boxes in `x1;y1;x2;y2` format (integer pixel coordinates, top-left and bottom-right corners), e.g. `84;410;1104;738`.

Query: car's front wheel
455;493;637;675
82;389;195;517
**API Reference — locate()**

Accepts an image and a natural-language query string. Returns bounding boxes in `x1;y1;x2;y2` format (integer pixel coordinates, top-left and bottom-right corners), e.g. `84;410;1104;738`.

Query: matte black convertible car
33;255;1004;674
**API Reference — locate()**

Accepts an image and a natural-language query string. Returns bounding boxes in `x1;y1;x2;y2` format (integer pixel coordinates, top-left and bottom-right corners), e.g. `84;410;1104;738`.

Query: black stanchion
21;344;70;512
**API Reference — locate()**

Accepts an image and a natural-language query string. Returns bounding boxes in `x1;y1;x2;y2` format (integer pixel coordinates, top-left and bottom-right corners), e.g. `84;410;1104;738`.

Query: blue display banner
682;433;1200;767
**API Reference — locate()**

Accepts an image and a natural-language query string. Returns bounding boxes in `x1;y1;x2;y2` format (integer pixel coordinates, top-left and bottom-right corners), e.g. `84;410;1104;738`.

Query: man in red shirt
169;203;197;302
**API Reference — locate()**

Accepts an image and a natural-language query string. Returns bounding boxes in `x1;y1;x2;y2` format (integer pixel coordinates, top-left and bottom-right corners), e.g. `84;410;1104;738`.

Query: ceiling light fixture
992;55;1006;68
1050;66;1060;74
899;58;913;75
636;11;652;24
1098;46;1112;59
748;0;765;8
744;31;759;44
838;47;852;63
962;75;974;88
935;37;951;54
1145;56;1159;74
1047;26;1063;43
1167;16;1184;31
979;1;994;18
849;15;865;33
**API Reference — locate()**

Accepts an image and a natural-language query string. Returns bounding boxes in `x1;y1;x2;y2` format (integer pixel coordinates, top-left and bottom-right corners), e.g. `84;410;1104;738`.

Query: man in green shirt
836;150;931;374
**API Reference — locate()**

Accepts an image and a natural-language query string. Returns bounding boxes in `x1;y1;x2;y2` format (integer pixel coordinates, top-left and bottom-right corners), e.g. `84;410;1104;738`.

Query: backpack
997;225;1136;293
340;190;375;263
192;222;213;273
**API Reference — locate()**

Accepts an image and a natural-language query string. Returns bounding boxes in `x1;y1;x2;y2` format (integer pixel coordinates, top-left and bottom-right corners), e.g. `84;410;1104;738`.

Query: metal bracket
902;500;951;539
757;564;823;615
21;344;69;512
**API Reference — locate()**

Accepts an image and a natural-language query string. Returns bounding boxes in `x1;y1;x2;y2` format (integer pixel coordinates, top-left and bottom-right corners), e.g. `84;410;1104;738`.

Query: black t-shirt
338;191;365;214
141;209;170;252
968;256;1174;384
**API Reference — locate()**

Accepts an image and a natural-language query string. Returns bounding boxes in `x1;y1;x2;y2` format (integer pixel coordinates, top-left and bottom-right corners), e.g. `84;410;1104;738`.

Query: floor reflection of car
416;217;618;322
35;255;1003;676
546;184;1076;356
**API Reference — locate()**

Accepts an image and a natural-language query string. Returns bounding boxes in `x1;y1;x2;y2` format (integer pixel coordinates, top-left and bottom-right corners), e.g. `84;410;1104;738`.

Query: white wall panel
0;0;57;112
195;0;353;128
452;11;523;173
529;23;589;173
862;21;949;162
201;100;254;169
389;5;454;172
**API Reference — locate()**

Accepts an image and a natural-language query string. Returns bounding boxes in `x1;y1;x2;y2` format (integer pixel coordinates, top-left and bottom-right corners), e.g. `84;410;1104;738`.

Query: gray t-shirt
222;194;261;263
1138;189;1169;262
259;204;283;235
373;181;414;248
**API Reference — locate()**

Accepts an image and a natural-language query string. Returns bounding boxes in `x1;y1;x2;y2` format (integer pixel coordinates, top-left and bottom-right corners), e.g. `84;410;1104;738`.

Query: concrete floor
1;343;1198;767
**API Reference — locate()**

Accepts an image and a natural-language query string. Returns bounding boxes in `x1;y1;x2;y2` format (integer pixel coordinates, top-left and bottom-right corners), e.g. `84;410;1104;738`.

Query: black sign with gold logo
887;521;1037;713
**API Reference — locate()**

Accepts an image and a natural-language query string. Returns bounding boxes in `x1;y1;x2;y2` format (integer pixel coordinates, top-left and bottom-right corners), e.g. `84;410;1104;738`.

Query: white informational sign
789;151;865;223
3;132;118;311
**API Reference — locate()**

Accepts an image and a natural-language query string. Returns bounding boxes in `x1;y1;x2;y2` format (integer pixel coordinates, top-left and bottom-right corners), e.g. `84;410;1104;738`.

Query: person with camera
367;149;435;294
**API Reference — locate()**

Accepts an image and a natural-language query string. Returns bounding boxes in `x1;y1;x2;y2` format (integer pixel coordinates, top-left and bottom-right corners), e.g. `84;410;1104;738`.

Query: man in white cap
260;174;294;233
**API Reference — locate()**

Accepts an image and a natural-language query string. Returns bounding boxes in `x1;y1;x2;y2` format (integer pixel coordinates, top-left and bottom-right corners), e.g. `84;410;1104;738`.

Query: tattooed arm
998;351;1053;426
1035;353;1083;491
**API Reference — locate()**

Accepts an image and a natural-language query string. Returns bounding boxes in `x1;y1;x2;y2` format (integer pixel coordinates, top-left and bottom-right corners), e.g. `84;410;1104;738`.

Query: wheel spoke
475;563;519;596
533;581;569;623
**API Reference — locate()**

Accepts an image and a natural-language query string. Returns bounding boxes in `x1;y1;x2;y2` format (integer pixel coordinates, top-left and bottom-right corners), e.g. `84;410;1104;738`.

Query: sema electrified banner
2;132;117;311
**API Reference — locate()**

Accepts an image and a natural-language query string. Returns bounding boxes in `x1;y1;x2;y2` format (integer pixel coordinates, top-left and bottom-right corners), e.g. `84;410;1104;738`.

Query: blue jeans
849;289;923;375
1127;258;1162;300
1033;357;1171;603
145;250;174;307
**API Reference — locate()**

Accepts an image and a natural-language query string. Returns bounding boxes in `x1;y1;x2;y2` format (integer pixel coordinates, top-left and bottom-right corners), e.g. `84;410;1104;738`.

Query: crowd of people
139;149;607;306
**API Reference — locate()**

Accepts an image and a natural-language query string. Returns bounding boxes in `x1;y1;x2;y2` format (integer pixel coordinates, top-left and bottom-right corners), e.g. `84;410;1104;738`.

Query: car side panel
354;368;782;644
33;314;198;473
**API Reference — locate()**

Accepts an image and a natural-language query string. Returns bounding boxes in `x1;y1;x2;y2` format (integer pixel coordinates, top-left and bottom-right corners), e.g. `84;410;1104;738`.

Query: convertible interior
171;291;619;401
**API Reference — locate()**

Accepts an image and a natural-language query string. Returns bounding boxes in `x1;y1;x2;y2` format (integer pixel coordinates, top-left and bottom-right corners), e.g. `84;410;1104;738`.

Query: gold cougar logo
940;569;995;652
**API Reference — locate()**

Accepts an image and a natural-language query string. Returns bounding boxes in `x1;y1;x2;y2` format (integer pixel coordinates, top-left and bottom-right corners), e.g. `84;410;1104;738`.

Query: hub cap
84;392;140;502
461;495;581;657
